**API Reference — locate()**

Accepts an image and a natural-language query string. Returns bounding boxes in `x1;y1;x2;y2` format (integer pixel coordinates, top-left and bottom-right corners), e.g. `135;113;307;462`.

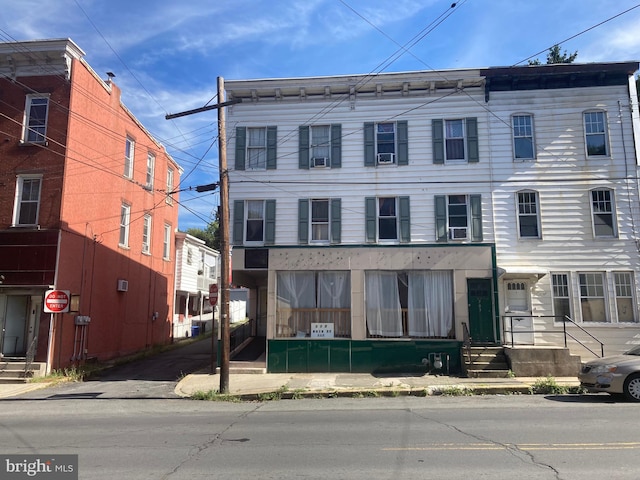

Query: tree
528;44;578;65
185;217;220;251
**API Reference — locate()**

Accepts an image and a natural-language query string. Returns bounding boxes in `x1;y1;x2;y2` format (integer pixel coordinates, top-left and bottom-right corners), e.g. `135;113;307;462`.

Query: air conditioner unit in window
377;152;395;164
449;227;467;240
312;157;328;168
117;279;129;292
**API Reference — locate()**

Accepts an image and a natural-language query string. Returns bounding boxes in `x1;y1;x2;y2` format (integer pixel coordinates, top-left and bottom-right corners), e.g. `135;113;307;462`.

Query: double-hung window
584;111;609;157
163;224;172;260
166;168;174;205
146;153;155;189
435;194;483;242
512;114;535;160
432;118;478;164
310;126;330;167
517;191;541;238
142;214;152;254
579;272;606;322
365;196;410;243
232;199;276;245
124;136;135;179
551;273;571;322
364;121;408;166
614;272;636;323
247;127;267;170
236;126;277;170
23;94;49;143
119;203;131;247
13;175;42;226
591;188;616;237
298;198;341;244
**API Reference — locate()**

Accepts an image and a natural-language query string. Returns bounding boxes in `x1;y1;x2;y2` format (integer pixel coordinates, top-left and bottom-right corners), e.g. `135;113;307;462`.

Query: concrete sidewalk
174;371;581;400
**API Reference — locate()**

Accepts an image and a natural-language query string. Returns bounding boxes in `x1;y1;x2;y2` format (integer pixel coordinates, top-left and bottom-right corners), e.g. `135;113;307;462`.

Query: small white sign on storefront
311;323;334;338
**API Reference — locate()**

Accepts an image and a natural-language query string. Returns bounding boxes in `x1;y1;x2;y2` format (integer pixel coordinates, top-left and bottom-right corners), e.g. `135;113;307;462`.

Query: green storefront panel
328;340;351;372
308;342;330;372
287;340;309;372
267;340;288;373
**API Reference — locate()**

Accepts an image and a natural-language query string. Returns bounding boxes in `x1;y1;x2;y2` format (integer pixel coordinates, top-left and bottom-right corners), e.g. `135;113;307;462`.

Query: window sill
19;140;48;147
118;244;130;250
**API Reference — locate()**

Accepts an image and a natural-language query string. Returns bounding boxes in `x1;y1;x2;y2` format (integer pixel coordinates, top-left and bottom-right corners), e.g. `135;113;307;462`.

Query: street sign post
44;290;70;313
209;284;219;306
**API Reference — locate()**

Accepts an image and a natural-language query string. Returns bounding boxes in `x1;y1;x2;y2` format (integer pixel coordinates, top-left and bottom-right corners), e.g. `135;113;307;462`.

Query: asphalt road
1;393;638;479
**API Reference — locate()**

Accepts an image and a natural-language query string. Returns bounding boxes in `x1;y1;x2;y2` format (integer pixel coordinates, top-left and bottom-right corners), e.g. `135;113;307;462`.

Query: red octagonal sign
209;284;219;306
44;289;70;313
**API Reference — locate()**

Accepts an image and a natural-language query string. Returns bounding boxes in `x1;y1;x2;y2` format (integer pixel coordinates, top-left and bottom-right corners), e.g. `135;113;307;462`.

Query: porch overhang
497;266;547;280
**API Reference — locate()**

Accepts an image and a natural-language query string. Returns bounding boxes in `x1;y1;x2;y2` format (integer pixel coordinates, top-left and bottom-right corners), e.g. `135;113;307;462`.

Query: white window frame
551;273;572;323
377;197;398;241
516;190;541;239
590;188;616;238
142;214;152;254
12;175;42;226
583;110;609;158
310;199;330;243
245;200;265;244
447;194;469;240
163;223;172;260
23;94;49;144
310;125;331;167
614;272;636;323
119;203;131;248
512;114;535;160
444;119;466;163
578;272;608;322
375;122;397;165
146;152;155;189
124;136;135;179
166;167;174;205
247;127;267;170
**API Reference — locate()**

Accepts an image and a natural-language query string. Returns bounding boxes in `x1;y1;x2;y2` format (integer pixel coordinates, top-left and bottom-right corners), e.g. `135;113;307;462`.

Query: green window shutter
466;117;479;163
232;200;244;245
331;124;342;168
432;119;444;164
331;198;341;244
299;126;310;169
265;200;276;245
364;123;375;167
298;199;309;244
435;195;447;242
399;196;410;242
397;121;409;166
235;127;246;171
470;194;483;241
266;126;277;170
365;197;377;242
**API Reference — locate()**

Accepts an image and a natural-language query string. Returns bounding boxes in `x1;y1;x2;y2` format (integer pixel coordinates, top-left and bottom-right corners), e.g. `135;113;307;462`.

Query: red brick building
0;39;181;372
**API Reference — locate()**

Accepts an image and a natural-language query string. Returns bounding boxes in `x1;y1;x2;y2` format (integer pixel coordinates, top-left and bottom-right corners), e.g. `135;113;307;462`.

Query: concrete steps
0;360;46;384
464;347;511;378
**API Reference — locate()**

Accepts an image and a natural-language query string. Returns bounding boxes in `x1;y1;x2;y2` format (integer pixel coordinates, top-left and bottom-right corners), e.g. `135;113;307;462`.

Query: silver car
579;345;640;401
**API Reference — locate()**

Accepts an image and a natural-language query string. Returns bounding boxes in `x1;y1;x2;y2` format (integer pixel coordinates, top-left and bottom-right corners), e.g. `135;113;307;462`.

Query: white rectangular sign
311;323;334;338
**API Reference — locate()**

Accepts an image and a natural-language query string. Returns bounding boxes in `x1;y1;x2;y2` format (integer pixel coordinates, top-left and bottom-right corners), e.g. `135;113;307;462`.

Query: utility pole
166;77;239;394
217;76;231;394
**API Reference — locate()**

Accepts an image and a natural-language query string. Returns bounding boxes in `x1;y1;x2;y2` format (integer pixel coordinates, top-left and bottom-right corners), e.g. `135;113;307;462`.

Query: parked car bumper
578;371;626;394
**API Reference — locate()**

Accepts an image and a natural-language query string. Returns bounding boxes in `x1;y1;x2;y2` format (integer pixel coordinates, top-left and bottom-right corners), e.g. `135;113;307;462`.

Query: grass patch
530;376;568;395
29;366;90;385
433;385;474;396
190;389;242;402
257;386;289;401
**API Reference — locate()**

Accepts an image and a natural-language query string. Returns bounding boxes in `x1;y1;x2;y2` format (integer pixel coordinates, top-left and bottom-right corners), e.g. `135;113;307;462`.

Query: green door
467;278;494;344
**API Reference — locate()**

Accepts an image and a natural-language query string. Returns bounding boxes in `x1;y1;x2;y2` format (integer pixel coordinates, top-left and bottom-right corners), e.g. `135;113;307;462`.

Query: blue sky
2;0;640;230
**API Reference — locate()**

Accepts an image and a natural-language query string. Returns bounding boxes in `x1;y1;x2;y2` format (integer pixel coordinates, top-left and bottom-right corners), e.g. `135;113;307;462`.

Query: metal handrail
561;315;604;357
461;322;472;375
502;315;604;358
24;336;38;378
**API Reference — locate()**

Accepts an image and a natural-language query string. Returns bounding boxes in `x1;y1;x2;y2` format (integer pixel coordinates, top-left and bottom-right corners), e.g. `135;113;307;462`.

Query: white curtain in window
318;271;350;308
408;271;453;337
366;271;402;336
277;272;316;308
